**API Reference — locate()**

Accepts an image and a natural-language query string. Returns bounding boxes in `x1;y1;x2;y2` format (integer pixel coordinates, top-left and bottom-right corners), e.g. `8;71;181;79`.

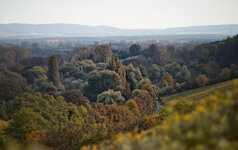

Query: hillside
0;24;238;38
1;31;238;150
161;78;236;105
81;79;238;150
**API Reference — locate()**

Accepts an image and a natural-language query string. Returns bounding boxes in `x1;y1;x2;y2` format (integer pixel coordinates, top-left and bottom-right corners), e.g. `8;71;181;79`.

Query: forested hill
188;34;238;68
0;24;238;37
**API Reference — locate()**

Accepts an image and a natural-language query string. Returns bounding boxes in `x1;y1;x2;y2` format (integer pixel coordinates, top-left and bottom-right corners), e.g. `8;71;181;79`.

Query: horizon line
0;23;238;30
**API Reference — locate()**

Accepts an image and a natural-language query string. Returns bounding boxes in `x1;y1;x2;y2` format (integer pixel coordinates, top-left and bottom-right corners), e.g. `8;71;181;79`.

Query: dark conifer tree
47;55;60;87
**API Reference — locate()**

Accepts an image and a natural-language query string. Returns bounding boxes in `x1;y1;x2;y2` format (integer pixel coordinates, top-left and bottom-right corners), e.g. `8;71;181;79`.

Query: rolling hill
0;24;238;38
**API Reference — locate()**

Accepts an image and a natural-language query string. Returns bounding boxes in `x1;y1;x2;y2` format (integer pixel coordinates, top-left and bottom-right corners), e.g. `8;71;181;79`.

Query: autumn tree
42;124;82;150
11;46;30;60
94;45;112;63
72;47;92;61
196;74;209;87
154;46;169;66
2;50;16;66
162;72;174;88
126;99;141;118
62;90;88;106
131;89;155;115
47;55;61;87
0;46;30;67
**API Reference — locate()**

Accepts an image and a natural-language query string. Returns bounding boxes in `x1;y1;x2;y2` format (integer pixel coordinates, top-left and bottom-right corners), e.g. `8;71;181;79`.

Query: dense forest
0;35;238;150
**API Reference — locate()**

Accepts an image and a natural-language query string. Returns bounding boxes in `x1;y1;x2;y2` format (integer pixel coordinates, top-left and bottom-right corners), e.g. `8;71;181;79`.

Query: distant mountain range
0;24;238;38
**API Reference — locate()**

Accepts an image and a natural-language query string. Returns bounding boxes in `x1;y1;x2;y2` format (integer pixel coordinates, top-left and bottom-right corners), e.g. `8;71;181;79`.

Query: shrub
220;67;231;80
97;90;125;105
173;98;194;114
196;74;209;87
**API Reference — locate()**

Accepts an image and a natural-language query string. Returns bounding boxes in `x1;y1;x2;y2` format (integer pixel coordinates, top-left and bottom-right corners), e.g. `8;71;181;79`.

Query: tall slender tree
47;55;61;87
106;55;131;97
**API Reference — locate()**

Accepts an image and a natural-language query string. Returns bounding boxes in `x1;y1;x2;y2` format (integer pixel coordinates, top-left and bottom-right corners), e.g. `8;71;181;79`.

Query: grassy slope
161;78;236;105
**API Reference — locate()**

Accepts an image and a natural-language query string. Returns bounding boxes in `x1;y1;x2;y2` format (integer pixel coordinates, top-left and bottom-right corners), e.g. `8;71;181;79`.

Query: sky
0;0;238;29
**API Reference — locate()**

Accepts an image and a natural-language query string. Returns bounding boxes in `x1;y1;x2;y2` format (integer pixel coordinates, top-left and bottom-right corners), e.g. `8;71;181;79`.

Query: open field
161;78;237;105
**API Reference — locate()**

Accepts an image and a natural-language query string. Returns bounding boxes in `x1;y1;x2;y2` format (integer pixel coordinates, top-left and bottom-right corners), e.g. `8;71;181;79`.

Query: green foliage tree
164;62;181;78
125;63;143;91
176;65;191;83
47;55;61;87
6;107;50;140
83;70;122;101
24;66;47;84
220;67;231;80
6;92;83;128
144;44;169;66
97;90;125;105
106;55;130;97
231;64;238;77
34;79;57;92
129;44;141;56
149;64;161;83
139;65;148;78
106;55;127;86
0;63;25;81
76;59;96;73
0;78;25;102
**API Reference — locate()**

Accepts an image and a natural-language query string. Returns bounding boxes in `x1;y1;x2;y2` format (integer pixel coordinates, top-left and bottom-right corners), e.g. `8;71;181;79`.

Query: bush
97;90;125;105
173;98;194;114
220;67;231;80
196;74;209;87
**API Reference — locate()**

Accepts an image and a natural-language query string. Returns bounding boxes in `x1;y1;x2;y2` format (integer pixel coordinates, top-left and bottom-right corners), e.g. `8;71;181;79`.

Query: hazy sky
0;0;238;29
